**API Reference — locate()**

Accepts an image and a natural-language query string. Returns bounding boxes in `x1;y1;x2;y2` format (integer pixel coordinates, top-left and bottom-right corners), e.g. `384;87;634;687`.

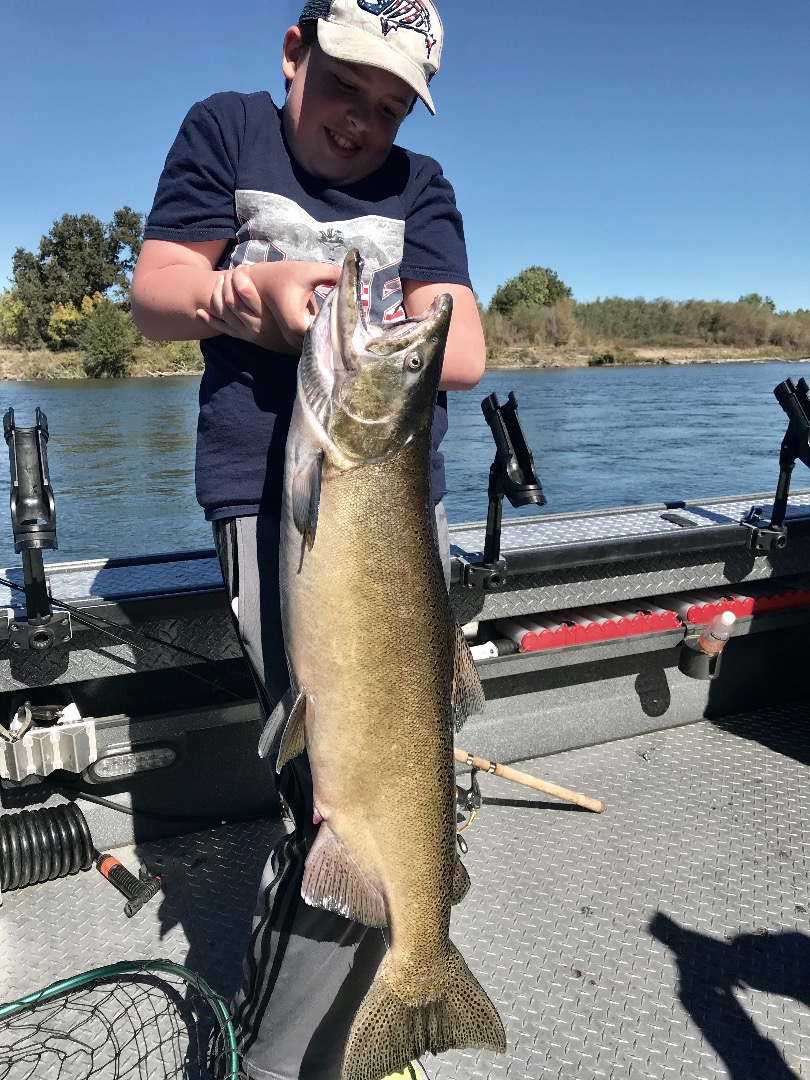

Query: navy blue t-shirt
144;92;472;520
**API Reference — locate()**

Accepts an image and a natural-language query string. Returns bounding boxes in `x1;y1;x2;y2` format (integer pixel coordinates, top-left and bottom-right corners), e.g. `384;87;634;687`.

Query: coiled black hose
0;803;93;892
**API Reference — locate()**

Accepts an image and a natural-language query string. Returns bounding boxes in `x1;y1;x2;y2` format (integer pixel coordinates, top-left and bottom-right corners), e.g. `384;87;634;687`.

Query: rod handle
454;747;605;813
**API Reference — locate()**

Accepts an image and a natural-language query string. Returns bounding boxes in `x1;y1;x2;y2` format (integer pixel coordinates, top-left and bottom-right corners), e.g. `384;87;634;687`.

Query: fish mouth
330;250;451;373
330;249;368;372
300;249;452;464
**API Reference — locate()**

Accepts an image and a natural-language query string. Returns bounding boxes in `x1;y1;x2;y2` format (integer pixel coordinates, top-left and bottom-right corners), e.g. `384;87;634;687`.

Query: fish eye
406;355;423;371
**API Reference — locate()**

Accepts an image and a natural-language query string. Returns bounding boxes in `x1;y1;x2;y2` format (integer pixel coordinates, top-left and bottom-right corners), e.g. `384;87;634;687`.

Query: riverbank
0;343;203;381
486;344;808;370
1;343;807;381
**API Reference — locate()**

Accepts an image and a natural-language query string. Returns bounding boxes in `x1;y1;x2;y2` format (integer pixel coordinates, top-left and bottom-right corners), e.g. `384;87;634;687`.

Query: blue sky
1;0;808;311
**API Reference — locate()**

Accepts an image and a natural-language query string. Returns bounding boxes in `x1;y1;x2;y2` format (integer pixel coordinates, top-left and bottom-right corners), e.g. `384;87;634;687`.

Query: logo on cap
356;0;437;57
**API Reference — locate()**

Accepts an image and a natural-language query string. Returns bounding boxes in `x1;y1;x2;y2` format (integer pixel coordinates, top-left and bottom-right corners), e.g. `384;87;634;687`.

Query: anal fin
302;823;387;928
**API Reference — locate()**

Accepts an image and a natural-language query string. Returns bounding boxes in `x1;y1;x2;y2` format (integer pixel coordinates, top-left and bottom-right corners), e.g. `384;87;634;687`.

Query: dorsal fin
451;624;486;731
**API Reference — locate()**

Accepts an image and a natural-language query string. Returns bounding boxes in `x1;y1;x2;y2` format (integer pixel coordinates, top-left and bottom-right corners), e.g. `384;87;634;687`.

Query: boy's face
282;29;415;186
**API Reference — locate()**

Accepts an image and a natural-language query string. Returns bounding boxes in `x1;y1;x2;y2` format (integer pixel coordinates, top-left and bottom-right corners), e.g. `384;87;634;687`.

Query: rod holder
2;408;69;651
744;377;810;549
3;408;57;554
460;392;546;590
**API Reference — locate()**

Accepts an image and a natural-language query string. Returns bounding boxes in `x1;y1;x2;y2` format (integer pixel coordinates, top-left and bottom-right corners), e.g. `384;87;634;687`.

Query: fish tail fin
341;942;505;1080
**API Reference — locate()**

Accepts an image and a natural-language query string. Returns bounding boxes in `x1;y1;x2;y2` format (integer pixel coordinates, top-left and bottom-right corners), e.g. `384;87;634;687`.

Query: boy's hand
253;261;341;351
200;266;268;343
198;261;341;352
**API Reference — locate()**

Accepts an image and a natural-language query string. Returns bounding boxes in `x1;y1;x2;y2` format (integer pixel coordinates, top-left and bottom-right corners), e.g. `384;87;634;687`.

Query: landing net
0;960;244;1080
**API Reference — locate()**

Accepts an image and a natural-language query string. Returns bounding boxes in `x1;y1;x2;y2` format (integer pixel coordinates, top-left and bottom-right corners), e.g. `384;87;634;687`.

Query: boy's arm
132;239;238;341
132;240;340;354
402;281;486;391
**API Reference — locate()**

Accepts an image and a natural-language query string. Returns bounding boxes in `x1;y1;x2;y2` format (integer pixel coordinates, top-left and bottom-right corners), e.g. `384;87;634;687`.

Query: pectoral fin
451;624;486;731
302;823;387;927
275;688;308;772
291;449;323;549
258;686;297;759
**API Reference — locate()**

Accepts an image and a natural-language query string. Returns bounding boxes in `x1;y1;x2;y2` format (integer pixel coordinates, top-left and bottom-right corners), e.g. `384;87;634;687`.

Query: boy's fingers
321;264;341;285
221;273;236;309
197;309;227;332
232;273;263;316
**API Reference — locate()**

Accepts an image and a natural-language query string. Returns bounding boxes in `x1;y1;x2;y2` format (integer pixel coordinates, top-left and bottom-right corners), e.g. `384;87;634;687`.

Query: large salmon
268;250;505;1080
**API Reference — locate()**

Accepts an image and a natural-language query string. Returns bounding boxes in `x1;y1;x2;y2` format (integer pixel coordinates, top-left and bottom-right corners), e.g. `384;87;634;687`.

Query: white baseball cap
298;0;443;114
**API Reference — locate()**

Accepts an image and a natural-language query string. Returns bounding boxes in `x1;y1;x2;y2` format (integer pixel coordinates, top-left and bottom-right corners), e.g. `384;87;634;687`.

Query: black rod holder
3;407;57;554
482;390;546;559
3;408;69;650
772;377;810;529
743;377;810;551
460;392;546;590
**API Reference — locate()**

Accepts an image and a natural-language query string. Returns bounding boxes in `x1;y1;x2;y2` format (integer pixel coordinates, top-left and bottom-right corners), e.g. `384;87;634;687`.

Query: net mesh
0;964;245;1080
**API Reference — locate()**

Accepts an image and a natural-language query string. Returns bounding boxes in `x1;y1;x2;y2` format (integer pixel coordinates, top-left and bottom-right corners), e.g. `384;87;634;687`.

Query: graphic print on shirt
230;191;407;326
357;0;438;56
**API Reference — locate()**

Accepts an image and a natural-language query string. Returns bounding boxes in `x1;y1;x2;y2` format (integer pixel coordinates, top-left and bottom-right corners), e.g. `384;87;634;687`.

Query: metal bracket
6;610;72;651
740;505;789;552
0;712;98;782
457;556;508;591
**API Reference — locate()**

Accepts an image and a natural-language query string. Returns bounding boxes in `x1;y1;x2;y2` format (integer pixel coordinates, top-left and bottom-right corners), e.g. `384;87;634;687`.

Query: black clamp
457;556;507;591
740;505;788;552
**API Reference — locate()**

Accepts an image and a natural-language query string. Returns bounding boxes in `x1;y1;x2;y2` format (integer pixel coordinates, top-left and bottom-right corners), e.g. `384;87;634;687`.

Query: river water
0;359;808;566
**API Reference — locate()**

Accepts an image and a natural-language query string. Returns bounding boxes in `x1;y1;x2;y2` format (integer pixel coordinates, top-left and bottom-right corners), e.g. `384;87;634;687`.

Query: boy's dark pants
213;510;450;1080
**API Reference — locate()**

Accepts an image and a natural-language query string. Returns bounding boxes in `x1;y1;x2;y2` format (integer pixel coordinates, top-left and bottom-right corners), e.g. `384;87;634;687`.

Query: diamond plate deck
1;703;807;1079
3;490;810;689
448;490;810;625
450;490;810;556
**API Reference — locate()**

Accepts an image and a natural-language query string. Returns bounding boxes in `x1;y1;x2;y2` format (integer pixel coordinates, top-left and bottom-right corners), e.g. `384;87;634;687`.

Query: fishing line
49;785;246;828
0;575;254;703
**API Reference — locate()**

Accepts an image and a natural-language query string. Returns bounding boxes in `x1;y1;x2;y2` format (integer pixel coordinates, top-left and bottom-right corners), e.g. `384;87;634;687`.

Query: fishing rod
454;746;605;814
0;571;252;701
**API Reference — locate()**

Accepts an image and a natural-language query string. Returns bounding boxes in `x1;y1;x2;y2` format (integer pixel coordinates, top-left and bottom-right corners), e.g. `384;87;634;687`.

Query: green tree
81;299;140;377
489;266;572;316
11;207;144;345
738;293;776;312
0;289;37;347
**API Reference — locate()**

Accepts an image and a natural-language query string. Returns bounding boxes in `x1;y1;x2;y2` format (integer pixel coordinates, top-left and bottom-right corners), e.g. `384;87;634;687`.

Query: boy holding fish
132;2;489;1078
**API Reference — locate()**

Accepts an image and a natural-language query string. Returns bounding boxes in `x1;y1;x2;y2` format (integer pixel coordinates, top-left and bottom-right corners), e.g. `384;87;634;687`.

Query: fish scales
275;250;505;1080
284;437;458;947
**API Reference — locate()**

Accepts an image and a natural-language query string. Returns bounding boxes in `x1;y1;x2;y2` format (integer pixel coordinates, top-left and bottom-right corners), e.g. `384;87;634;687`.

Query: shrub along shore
0;339;807;382
5;213;808;379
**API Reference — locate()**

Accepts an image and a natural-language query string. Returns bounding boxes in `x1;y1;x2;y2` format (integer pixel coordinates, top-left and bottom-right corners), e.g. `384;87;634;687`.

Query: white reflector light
88;746;177;782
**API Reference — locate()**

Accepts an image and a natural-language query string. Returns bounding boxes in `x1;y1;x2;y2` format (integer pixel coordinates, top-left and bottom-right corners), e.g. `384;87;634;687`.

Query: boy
132;2;485;1078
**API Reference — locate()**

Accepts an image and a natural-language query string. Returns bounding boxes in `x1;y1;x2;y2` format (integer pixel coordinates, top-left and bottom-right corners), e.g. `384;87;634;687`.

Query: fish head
300;249;452;467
